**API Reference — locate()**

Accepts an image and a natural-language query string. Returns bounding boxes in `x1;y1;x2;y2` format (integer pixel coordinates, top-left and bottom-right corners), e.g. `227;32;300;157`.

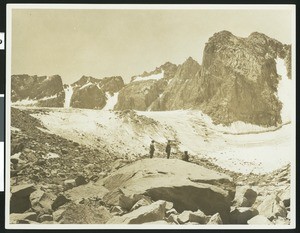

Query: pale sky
11;7;294;84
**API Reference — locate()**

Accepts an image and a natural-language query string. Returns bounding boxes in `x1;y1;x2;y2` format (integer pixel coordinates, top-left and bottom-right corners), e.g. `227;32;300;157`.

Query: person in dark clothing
182;151;189;162
166;140;171;159
149;140;155;158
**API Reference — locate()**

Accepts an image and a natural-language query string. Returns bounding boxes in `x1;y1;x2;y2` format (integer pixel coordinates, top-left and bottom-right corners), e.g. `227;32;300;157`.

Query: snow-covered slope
63;85;73;108
30;108;293;175
103;92;119;110
276;57;293;123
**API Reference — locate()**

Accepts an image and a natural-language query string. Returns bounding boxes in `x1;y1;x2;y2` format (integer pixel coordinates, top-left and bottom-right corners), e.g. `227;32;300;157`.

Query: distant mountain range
11;30;292;127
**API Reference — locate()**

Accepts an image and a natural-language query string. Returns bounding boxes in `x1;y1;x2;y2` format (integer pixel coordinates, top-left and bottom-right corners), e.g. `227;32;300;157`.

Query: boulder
99;159;235;223
166;208;178;216
229;207;259;224
52;207;66;222
233;186;257;207
59;203;112;224
51;194;70;211
273;216;290;225
257;194;287;220
189;209;210;224
39;214;53;222
63;179;76;190
247;215;274;225
166;213;179;224
279;187;290;207
10;212;37;224
10;183;36;213
65;182;109;203
107;200;166;224
131;198;152;211
30;189;56;215
75;175;88;186
110;206;124;216
207;213;223;224
165;201;174;211
177;210;192;224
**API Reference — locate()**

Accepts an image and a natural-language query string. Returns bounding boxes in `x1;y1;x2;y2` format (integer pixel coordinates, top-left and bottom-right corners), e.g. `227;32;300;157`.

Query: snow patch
79;82;94;90
275;57;293;123
103;92;119;110
132;71;164;82
12;95;58;106
44;152;60;159
64;85;73;108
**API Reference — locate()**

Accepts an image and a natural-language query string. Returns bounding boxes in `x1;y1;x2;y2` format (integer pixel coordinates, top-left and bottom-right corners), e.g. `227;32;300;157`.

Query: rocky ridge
114;62;178;111
11;74;65;107
115;31;292;127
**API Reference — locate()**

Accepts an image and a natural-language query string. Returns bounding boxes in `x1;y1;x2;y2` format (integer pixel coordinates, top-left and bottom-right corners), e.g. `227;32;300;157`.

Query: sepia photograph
5;4;296;229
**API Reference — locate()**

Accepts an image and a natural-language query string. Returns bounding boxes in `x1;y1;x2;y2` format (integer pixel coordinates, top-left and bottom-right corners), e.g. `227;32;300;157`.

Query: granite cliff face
11;75;65;107
115;31;291;126
114;62;178;111
195;31;291;126
70;76;124;109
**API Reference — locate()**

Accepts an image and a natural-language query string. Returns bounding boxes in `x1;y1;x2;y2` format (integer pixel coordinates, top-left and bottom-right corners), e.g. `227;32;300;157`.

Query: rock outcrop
70;76;124;109
114;62;178;111
98;158;235;223
11;74;65;107
115;31;291;127
194;31;291;126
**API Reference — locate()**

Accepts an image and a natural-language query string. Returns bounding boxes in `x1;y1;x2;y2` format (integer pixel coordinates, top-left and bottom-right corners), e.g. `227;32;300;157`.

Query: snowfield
30;108;294;175
103;92;119;110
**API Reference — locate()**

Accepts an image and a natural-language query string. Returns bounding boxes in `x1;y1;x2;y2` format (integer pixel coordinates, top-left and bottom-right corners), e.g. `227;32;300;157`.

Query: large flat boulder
99;158;235;223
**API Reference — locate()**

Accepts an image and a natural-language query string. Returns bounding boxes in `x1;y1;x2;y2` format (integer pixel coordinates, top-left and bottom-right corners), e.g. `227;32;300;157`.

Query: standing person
166;140;171;159
182;151;189;162
149;140;155;158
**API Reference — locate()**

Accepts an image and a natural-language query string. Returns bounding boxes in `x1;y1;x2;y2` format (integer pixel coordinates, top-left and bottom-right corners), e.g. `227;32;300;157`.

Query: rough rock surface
194;31;291;126
10;184;36;213
70;76;124;109
107;200;166;224
11;74;65;107
114;62;178;111
115;31;291;126
99;158;235;223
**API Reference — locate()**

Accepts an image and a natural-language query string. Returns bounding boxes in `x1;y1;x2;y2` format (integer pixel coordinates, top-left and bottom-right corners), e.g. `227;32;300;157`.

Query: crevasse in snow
64;85;73;108
275;57;293;123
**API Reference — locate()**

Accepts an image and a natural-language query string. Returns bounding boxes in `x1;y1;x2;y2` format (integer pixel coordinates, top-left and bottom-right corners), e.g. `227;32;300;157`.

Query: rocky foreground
10;108;291;225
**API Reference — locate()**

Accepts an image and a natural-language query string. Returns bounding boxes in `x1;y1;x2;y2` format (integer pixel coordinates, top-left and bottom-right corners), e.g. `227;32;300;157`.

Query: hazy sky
11;7;294;84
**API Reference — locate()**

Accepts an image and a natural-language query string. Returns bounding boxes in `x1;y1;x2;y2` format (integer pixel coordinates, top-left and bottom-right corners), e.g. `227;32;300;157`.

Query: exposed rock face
98;158;235;223
11;74;65;107
195;31;291;126
115;31;291;126
70;76;124;109
114;62;178;111
150;57;201;111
